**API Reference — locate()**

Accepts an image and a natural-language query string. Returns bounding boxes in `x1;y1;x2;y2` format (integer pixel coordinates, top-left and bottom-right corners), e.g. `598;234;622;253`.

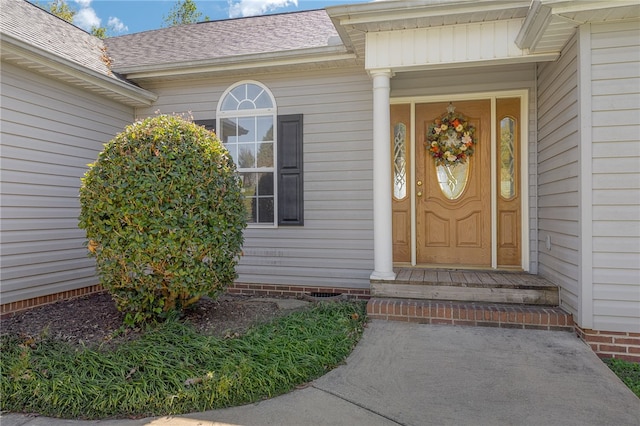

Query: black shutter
277;114;303;226
194;119;216;132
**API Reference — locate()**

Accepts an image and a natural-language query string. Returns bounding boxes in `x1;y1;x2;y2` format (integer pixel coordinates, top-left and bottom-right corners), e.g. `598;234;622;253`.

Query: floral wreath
426;104;476;166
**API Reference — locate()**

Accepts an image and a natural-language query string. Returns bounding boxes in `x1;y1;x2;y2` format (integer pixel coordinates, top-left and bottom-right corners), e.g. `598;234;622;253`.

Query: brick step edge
367;298;574;332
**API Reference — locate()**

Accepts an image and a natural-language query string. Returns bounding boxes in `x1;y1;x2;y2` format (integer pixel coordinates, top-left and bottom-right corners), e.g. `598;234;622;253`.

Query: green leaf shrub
79;115;246;324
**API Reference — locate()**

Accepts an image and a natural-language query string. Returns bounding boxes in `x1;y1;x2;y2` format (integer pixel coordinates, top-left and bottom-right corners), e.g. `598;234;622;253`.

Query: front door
391;98;521;268
416;100;491;266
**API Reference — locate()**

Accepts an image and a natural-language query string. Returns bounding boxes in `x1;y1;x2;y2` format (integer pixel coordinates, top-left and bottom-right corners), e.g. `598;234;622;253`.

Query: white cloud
74;7;100;29
228;0;298;19
72;0;101;31
107;16;128;34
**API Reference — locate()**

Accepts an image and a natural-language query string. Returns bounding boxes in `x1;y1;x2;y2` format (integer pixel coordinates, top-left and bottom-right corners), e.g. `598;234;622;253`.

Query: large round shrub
79;115;246;324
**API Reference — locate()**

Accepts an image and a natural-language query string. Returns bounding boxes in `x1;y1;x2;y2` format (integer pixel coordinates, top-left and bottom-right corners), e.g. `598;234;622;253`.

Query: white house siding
0;62;134;304
536;33;580;317
590;21;640;333
391;63;539;272
136;67;374;289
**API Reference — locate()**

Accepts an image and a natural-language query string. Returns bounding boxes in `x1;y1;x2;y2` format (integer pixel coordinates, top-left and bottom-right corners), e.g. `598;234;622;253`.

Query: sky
43;0;374;36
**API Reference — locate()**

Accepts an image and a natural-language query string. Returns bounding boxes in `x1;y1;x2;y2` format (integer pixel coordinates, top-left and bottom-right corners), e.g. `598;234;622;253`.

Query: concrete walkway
3;321;639;426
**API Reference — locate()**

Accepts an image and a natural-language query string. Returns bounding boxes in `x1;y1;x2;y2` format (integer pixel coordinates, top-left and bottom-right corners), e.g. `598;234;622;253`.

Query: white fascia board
117;46;357;80
327;0;528;26
542;0;638;15
0;34;157;106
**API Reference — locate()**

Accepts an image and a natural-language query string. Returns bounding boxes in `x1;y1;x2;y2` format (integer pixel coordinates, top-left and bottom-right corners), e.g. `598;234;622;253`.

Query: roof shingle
104;10;341;71
1;0;118;80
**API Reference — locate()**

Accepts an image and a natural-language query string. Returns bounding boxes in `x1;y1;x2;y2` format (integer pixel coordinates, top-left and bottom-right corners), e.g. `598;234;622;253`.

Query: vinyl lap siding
590;22;640;332
249;73;373;287
536;33;580;316
137;68;374;288
0;63;134;304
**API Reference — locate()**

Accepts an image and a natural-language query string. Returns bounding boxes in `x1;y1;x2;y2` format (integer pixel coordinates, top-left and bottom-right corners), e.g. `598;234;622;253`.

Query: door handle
417;180;423;186
417;191;423;197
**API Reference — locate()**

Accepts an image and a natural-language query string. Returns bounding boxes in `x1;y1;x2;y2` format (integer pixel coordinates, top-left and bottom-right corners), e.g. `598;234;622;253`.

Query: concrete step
367;298;574;332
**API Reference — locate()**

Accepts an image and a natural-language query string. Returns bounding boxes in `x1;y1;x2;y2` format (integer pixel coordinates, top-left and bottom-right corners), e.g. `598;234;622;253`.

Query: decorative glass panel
500;117;516;199
393;123;407;199
436;163;469;200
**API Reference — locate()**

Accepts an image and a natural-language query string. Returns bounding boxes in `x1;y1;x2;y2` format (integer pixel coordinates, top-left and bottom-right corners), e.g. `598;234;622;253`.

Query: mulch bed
0;292;286;349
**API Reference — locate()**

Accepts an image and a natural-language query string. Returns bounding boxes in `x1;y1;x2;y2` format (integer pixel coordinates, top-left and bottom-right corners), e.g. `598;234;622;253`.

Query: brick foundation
575;326;640;362
1;284;104;318
228;282;371;300
0;283;370;318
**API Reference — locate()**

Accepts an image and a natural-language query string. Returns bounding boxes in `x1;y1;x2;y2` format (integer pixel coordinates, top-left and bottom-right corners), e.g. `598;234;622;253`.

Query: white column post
370;69;396;281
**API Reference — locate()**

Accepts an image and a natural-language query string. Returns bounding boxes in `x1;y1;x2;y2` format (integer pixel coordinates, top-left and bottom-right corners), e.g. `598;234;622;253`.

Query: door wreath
426;103;477;166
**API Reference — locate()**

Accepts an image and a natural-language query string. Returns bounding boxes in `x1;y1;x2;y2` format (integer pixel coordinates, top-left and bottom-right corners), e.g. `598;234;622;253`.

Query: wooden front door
416;100;491;266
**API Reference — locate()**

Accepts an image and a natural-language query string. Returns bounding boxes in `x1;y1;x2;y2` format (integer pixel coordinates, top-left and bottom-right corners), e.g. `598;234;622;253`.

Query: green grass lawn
604;358;640;398
1;301;367;420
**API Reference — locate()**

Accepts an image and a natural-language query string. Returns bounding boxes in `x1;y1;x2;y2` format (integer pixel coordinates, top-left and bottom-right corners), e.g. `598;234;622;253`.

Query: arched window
218;81;277;225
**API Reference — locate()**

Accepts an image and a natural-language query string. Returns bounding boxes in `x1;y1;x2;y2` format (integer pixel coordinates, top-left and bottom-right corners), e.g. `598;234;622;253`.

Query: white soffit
516;0;640;53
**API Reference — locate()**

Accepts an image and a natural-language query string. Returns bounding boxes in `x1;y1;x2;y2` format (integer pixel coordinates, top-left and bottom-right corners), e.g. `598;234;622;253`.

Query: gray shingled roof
0;0;120;81
105;10;341;71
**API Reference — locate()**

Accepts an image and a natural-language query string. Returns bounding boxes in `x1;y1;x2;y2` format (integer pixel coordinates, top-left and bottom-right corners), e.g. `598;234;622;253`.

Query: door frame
391;90;530;271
